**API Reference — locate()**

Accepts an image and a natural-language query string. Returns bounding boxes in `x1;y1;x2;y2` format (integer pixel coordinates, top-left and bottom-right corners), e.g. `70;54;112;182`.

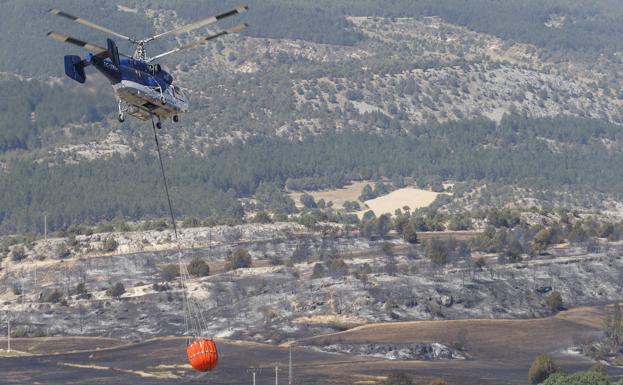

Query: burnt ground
1;306;622;385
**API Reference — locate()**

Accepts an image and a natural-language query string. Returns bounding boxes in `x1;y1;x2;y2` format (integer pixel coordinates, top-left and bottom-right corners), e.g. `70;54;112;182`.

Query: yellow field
360;187;441;216
289;181;371;208
289;182;444;215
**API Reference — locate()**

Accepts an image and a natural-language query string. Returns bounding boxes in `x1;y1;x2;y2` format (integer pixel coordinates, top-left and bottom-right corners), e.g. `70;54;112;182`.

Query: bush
152;282;170;292
107;282;125;299
75;282;88;297
55;243;71;259
547;291;563;312
425;239;448;265
327;257;348;277
11;326;28;338
253;211;273;224
227;248;252;270
40;289;63;303
384;373;413;385
529;354;558;384
475;257;486;269
102;237;118;252
160;264;180;281
187;257;210;277
402;223;418;244
427;379;449;385
182;217;201;228
311;263;326;279
542;371;612;385
300;193;317;209
11;245;27;262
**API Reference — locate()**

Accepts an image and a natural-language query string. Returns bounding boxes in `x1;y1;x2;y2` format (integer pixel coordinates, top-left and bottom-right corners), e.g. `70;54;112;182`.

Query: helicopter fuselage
84;53;188;121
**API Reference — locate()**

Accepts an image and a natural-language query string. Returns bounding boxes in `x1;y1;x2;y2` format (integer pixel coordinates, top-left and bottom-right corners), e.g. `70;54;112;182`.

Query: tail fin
64;55;86;83
107;39;120;68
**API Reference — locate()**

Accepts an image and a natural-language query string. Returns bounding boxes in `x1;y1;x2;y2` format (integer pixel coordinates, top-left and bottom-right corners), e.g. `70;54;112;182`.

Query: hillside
1;1;623;234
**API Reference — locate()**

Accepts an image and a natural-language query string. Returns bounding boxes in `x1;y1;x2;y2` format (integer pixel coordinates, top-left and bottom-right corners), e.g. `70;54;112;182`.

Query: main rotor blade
47;31;130;58
143;5;248;43
49;8;132;42
147;23;247;62
47;31;108;55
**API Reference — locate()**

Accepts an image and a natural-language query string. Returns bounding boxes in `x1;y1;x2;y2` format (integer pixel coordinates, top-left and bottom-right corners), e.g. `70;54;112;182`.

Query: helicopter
47;5;247;128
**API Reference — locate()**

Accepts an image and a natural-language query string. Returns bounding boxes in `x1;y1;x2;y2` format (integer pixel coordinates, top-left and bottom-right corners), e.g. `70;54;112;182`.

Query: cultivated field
360;187;442;216
289;181;371;208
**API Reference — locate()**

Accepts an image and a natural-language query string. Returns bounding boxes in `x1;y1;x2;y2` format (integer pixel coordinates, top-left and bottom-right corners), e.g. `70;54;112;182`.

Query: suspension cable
150;116;212;340
151;117;178;239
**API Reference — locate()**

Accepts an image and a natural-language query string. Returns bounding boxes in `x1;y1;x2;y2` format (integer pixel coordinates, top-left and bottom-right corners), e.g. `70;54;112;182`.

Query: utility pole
7;316;10;352
288;346;292;385
274;364;280;385
248;366;261;385
44;214;47;241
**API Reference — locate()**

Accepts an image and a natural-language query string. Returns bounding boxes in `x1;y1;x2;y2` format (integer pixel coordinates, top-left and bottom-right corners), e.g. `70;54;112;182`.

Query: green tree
529;354;558;384
300;193;317;209
402;223;418;244
377;214;392;239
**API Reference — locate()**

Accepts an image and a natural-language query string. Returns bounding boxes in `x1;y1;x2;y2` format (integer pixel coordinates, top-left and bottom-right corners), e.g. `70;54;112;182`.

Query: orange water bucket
187;339;219;372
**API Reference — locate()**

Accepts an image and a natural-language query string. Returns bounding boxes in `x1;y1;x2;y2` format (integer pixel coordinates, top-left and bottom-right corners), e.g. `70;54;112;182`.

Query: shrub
312;263;326;279
547;291;563;311
11;326;28;338
75;282;88;297
542;371;612;385
425;239;448;265
327;257;348;277
11;246;27;262
152;282;170;292
475;257;486;269
102;237;118;252
55;243;71;259
107;282;125;299
227;248;252;270
40;289;63;303
528;354;558;384
182;217;201;228
253;211;272;224
427;379;449;385
160;264;180;281
187;257;210;277
402;223;418;244
384;373;413;385
300;193;317;209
